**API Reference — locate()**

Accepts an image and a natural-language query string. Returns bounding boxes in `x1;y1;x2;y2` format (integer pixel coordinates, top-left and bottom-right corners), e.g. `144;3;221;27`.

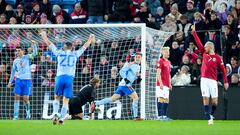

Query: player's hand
88;34;95;44
191;23;196;32
124;78;131;84
31;40;37;45
169;84;172;90
7;83;12;89
224;83;229;91
159;83;163;90
39;30;47;37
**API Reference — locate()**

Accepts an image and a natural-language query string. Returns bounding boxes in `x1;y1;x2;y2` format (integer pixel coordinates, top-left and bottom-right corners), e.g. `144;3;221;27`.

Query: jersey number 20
59;55;75;67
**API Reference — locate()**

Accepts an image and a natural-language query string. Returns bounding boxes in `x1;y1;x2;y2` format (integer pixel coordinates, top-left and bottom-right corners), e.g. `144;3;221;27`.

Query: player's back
77;84;95;104
56;50;78;77
119;62;140;86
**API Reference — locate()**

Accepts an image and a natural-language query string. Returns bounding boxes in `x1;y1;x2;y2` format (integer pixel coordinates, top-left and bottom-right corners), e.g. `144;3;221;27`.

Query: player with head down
69;77;100;120
92;52;143;120
40;30;95;125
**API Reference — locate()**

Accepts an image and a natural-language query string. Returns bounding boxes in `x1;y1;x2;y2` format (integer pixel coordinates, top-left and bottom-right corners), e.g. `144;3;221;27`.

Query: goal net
0;24;173;120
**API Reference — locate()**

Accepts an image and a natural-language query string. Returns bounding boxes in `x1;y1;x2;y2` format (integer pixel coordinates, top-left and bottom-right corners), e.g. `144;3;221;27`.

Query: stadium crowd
0;0;240;88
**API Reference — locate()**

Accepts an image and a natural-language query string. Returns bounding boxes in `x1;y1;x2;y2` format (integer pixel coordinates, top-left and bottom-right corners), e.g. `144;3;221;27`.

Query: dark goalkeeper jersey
76;84;95;105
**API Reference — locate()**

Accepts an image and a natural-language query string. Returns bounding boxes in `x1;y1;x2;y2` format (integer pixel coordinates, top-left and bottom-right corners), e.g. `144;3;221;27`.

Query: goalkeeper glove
124;78;131;84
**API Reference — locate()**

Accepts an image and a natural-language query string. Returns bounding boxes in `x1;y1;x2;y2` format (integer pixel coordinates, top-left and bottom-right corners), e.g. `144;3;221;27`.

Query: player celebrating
93;52;143;120
156;47;172;120
7;40;38;120
69;77;100;120
192;24;228;125
40;31;95;125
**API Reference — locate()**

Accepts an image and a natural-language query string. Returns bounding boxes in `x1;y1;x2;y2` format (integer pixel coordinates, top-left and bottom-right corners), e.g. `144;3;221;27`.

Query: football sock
157;102;163;116
96;97;112;106
204;105;211;120
60;104;68;121
211;105;217;115
24;101;31;117
132;100;138;118
163;103;169;116
53;100;60;114
13;100;20;118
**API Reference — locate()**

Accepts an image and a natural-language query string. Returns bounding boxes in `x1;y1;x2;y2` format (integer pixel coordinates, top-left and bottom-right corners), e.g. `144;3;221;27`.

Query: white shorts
200;77;218;98
156;86;169;99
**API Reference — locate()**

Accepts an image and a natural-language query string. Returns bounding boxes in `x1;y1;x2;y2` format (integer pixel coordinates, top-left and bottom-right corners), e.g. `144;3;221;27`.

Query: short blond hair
162;46;170;51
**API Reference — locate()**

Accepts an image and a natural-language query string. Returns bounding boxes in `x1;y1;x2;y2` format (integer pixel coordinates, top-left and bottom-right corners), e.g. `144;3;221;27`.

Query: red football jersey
193;32;228;83
156;58;171;87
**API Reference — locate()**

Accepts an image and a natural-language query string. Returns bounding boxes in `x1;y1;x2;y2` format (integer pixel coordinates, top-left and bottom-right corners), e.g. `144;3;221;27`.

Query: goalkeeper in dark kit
69;77;100;120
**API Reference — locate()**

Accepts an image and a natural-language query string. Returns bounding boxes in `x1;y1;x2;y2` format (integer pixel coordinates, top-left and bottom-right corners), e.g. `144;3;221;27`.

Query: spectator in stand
205;11;222;31
9;17;17;24
24;15;32;24
184;0;198;23
41;69;55;87
51;5;70;24
169;41;184;74
230;7;239;20
226;63;232;83
40;0;52;19
171;65;191;86
180;55;193;73
130;0;144;16
146;0;161;16
160;15;177;32
217;2;229;24
82;0;108;24
133;2;150;23
230;56;240;74
176;15;192;45
105;0;132;23
184;42;199;64
225;13;238;36
0;0;7;15
168;3;182;22
161;0;173;16
0;63;8;87
236;0;240;17
155;7;165;28
204;30;221;54
191;56;202;85
70;3;87;24
7;29;21;50
40;13;51;24
31;2;42;24
16;4;25;24
4;5;16;22
109;66;121;87
222;25;237;62
230;73;240;86
203;1;214;23
0;13;7;24
213;0;235;12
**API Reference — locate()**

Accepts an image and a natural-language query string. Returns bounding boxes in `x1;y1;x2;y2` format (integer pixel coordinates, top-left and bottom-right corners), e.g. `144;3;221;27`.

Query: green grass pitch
0;120;239;135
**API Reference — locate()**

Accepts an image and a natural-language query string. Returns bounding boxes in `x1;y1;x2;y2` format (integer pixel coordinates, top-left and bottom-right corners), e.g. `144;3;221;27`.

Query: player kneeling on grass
92;52;143;120
69;77;100;120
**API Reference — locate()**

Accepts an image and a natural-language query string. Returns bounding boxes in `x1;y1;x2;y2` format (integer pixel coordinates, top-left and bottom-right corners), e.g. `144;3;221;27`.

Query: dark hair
15;46;24;50
65;42;72;49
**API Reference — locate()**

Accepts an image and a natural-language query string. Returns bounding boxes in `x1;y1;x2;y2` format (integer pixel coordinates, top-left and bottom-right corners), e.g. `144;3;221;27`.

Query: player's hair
15;46;24;50
90;77;100;87
135;52;142;56
205;41;214;49
65;42;73;49
162;46;170;51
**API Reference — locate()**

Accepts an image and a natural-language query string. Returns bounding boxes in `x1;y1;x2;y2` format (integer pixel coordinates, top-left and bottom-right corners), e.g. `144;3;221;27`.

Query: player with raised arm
7;40;38;120
93;52;143;120
40;30;95;125
156;47;172;120
69;77;100;120
192;24;229;125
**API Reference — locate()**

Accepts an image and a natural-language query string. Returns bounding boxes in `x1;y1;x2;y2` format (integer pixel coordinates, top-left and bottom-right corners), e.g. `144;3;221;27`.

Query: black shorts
69;97;84;115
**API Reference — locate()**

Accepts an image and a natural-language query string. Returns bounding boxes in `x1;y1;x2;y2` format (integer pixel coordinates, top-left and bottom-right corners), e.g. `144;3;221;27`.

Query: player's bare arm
83;34;95;48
